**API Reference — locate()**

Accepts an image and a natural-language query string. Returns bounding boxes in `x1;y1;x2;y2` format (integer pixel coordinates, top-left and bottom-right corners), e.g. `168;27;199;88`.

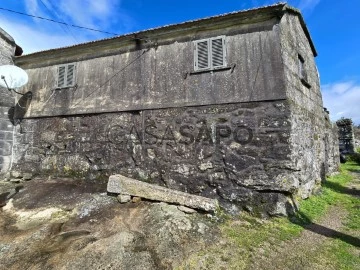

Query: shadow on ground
347;168;360;174
290;211;360;248
324;181;360;196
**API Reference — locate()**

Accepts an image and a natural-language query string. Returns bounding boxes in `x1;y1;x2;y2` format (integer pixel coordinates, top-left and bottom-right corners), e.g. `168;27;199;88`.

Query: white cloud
24;0;40;15
23;0;135;35
57;0;118;28
297;0;321;11
0;0;137;54
0;16;78;54
322;81;360;125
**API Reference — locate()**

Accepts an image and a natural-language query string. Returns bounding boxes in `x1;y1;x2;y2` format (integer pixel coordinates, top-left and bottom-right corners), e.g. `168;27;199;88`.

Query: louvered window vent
194;36;227;71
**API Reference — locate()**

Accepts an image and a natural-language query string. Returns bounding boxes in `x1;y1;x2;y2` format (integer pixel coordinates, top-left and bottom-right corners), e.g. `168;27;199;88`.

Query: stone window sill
183;64;236;79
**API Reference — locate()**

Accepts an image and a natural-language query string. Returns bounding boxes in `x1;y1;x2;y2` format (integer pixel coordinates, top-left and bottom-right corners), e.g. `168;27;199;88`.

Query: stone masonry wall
13;100;296;215
0;28;16;174
279;13;339;199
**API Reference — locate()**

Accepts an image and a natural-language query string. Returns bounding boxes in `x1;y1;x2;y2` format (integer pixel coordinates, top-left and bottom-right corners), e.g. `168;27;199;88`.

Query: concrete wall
0;28;16;174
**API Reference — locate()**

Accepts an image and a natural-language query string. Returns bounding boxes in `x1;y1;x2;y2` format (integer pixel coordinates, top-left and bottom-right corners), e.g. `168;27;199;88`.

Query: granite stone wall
13;100;297;215
279;13;339;199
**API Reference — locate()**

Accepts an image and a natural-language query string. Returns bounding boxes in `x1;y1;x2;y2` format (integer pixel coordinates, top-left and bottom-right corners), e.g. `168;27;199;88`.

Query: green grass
179;162;360;269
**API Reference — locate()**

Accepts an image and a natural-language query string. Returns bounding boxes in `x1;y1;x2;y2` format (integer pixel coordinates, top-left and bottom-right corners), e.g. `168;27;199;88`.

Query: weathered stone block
107;174;218;212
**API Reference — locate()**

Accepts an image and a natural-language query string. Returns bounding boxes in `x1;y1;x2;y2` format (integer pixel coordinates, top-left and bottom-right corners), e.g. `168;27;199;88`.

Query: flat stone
9;179;20;183
107;174;218;212
117;194;131;204
178;205;197;214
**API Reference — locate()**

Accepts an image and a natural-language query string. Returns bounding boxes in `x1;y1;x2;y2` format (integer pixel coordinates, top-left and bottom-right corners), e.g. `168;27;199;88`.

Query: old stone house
1;3;338;215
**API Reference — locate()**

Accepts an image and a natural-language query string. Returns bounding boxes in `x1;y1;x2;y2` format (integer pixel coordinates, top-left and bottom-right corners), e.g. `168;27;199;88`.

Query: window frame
194;36;227;72
298;54;311;88
56;63;77;89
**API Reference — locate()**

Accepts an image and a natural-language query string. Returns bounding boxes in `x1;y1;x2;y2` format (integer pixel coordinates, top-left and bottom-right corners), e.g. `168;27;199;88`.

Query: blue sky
0;0;359;124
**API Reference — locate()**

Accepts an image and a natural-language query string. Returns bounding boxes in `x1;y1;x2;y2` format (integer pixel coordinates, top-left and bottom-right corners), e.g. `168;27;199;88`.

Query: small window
56;63;76;88
298;54;307;81
194;36;227;71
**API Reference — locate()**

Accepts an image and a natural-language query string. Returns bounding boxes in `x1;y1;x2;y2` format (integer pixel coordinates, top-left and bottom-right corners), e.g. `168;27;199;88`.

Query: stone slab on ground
107;174;218;212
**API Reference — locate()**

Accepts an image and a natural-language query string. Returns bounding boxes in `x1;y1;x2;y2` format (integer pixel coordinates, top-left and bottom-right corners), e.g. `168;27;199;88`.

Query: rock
131;196;141;203
10;179;20;184
107;174;218;212
197;223;208;234
11;171;22;179
178;205;197;214
4;172;11;181
6;189;17;200
57;230;91;239
117;194;131;204
22;173;33;181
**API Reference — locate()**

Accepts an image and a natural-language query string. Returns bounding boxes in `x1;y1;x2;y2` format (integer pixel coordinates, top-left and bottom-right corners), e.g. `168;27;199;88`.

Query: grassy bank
180;162;360;269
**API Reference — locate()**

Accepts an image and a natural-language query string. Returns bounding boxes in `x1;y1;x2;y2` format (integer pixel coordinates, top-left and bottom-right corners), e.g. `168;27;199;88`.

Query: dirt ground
0;172;359;269
248;171;360;270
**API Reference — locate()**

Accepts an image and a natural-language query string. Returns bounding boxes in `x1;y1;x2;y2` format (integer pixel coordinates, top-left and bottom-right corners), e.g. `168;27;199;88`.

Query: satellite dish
0;65;28;89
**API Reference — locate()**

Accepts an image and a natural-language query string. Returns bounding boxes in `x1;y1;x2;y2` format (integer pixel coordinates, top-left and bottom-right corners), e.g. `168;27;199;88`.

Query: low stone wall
0;28;16;174
13;100;298;215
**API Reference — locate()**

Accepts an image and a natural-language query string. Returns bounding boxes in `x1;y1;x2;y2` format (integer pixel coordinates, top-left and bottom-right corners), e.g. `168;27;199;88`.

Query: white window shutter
194;36;226;71
67;64;76;86
211;37;225;68
222;37;227;67
57;63;76;88
57;66;66;88
194;39;210;71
